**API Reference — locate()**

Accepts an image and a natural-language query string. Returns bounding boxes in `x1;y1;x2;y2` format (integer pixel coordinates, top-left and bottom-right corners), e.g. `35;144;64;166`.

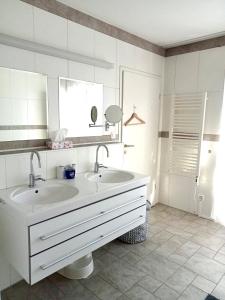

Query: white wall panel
68;21;94;56
94;65;117;88
47;77;59;132
68;60;94;82
0;44;35;72
164;56;176;94
158;173;169;205
35;53;68;78
159;139;169;173
198;47;225;92
198;141;218;219
33;7;67;49
204;91;224;134
175;52;199;93
0;0;33;40
117;41;137;69
161;95;172;131
94;32;117;63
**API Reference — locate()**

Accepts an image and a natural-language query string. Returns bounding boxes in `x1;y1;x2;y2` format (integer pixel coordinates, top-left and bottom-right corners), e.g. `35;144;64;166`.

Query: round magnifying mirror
105;105;123;124
91;106;98;124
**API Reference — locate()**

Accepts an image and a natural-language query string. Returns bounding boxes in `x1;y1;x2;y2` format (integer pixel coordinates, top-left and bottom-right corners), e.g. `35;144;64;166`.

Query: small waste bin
58;253;94;279
118;200;151;244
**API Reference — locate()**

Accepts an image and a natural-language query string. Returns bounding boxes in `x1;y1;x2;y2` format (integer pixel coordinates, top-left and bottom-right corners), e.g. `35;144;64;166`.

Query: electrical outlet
198;194;205;217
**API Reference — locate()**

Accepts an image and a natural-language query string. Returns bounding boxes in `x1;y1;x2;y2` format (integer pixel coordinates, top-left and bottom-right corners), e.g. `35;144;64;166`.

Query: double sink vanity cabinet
0;169;149;285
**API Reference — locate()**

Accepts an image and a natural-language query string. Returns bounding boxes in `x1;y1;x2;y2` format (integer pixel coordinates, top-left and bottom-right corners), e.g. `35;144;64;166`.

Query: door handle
124;144;135;148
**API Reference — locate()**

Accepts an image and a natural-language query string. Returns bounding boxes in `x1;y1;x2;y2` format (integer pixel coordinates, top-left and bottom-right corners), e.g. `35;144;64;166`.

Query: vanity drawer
29;186;147;255
30;205;146;284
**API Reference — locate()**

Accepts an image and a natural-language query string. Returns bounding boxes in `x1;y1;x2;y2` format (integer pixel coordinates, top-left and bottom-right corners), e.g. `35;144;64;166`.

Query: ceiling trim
21;0;165;56
166;35;225;57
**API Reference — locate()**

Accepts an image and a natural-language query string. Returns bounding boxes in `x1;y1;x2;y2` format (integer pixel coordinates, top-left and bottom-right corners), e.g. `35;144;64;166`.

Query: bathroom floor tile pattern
2;203;225;300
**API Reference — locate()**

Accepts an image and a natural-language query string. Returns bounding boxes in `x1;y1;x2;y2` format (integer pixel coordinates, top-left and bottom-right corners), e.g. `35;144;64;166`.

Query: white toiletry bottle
57;166;65;179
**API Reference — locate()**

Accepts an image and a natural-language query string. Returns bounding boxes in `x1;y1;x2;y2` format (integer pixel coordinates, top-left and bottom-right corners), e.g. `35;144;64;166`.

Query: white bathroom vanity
0;169;149;285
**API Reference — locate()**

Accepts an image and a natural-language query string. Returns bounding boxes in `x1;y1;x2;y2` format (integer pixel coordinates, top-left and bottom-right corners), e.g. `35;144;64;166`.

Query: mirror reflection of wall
59;78;105;137
0;67;48;141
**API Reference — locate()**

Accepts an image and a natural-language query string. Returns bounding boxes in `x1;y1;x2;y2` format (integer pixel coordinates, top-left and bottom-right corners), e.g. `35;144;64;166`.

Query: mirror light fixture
0;33;114;69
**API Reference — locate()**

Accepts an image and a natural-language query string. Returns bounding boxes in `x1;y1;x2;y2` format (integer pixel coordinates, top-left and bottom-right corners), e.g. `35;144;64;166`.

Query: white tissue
50;128;68;142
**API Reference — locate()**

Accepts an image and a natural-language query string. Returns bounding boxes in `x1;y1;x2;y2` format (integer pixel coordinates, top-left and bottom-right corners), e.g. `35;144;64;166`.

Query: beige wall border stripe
21;0;165;56
166;35;225;57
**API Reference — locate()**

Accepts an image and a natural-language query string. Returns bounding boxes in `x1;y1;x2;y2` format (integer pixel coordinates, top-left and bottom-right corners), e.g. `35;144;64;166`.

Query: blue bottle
64;164;76;179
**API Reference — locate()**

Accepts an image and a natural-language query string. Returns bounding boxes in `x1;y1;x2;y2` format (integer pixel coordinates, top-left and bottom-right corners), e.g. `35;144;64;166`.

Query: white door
121;69;161;204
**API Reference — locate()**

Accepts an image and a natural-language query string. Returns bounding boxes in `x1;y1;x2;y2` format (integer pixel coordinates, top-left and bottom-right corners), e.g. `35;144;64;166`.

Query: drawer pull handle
39;196;145;241
40;215;145;270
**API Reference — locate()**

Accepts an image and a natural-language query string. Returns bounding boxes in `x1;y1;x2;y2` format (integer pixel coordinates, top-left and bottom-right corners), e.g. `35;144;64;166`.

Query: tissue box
47;141;64;150
64;140;73;148
47;141;73;150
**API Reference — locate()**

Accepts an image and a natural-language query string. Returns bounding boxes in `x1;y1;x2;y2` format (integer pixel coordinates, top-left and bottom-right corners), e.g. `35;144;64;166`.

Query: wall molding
166;35;225;57
21;0;165;56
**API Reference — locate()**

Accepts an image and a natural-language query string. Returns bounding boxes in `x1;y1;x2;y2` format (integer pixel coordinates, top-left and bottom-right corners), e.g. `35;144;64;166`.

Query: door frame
119;66;161;144
119;66;162;205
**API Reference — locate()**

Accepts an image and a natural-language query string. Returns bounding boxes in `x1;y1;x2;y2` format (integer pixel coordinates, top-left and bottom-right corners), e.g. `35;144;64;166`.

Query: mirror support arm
89;122;115;131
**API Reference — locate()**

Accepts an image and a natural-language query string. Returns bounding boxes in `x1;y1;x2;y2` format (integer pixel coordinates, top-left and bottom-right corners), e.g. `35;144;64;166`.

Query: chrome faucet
29;151;45;188
94;144;109;173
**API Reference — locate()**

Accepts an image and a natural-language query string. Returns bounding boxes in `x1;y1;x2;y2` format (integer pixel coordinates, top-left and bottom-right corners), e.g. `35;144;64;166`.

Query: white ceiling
59;0;225;47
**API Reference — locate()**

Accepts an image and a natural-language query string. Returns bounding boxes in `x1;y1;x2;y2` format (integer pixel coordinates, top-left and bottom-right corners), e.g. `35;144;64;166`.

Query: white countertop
0;169;150;225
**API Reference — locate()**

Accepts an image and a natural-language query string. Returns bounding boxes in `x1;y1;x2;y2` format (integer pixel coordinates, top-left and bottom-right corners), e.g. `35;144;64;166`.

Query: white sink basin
10;182;79;205
86;170;134;184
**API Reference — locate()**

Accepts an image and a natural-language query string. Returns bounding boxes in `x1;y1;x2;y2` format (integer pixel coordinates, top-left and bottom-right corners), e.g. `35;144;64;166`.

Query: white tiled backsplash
0;144;124;190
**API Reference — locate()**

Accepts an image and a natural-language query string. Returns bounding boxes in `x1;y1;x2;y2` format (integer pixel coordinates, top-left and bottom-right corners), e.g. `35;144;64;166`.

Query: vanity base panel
30;205;146;284
29;186;147;255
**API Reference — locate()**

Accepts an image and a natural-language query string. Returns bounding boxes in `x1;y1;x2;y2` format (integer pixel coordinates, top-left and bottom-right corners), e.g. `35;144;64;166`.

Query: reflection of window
0;67;47;141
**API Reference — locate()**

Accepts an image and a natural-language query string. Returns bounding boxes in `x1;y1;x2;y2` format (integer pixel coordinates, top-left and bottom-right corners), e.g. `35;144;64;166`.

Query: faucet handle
98;164;108;169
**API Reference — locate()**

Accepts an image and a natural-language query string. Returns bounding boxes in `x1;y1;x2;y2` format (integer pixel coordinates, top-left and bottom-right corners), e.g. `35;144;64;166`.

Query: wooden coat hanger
124;105;146;126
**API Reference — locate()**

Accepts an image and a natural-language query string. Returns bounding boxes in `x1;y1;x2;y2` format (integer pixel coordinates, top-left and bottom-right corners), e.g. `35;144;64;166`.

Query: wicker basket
118;201;150;244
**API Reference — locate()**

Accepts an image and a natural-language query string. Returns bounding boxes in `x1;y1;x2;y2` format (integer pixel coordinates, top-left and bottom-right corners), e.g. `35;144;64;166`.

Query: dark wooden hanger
124;105;146;126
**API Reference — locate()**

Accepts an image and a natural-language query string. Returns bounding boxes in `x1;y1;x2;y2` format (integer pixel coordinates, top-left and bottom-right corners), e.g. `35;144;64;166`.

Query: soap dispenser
64;164;76;179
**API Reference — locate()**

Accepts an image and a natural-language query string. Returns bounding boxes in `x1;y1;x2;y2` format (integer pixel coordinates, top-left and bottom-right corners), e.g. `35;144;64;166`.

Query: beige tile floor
2;203;225;300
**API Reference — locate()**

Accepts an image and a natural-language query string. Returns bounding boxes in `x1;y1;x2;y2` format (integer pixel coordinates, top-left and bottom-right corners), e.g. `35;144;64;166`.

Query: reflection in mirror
59;77;121;143
0;67;48;141
60;78;104;137
91;106;98;125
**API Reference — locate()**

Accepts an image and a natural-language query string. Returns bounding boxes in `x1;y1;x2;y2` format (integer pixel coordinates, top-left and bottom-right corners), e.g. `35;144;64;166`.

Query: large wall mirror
59;77;121;144
0;67;48;142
